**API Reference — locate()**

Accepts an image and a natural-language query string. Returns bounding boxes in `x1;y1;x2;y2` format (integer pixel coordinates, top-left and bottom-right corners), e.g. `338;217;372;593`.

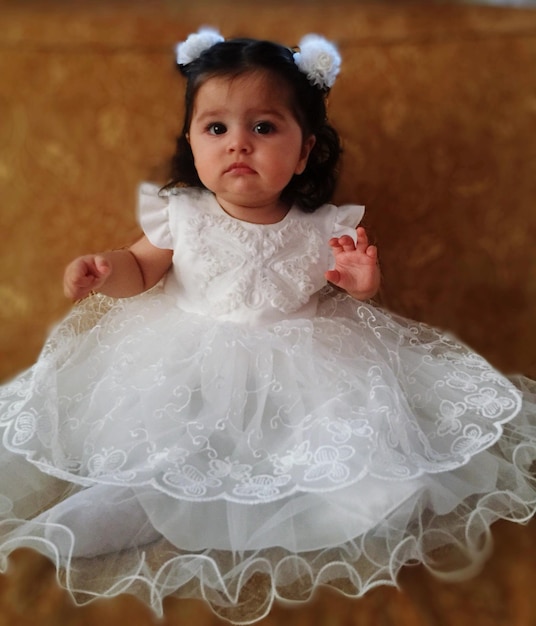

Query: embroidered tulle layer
1;291;535;623
0;292;523;503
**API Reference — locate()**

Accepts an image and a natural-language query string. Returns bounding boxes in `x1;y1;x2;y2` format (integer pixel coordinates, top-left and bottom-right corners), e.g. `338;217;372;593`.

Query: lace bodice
138;184;364;325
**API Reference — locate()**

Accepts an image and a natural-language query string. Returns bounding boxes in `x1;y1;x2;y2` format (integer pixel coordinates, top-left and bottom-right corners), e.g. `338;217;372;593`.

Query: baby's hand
63;254;112;301
325;226;380;300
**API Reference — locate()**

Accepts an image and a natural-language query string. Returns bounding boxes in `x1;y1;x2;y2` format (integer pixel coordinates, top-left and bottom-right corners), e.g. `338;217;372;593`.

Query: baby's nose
227;129;252;153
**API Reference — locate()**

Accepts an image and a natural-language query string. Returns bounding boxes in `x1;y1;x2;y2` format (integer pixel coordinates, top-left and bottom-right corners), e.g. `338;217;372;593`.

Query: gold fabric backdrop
0;2;535;625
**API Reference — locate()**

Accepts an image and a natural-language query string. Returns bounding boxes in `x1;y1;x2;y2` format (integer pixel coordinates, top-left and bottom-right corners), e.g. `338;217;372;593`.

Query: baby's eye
208;123;227;135
253;122;275;135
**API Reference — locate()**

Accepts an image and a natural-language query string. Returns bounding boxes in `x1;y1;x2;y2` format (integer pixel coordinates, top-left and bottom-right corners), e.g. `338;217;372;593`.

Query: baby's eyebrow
252;110;287;121
193;108;287;123
193;110;225;122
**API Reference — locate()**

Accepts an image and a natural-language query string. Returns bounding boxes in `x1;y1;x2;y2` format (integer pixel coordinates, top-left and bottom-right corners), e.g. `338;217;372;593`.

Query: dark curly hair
162;36;342;212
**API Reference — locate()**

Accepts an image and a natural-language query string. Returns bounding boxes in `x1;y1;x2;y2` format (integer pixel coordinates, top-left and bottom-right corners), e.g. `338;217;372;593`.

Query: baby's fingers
94;255;112;279
329;235;356;254
63;273;93;301
355;227;370;252
63;255;111;300
365;244;378;260
325;268;342;285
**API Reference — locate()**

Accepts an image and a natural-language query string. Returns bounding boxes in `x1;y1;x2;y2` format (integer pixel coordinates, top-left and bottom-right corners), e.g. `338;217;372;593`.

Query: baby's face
188;70;315;224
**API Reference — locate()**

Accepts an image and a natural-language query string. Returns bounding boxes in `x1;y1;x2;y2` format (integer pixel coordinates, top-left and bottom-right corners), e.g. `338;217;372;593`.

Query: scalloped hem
1;475;536;624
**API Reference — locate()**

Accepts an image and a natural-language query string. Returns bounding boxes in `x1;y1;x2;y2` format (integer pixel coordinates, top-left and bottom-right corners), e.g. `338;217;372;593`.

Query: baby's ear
295;135;316;175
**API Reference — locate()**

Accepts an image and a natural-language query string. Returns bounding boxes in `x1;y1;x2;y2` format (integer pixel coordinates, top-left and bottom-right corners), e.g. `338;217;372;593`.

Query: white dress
0;183;535;624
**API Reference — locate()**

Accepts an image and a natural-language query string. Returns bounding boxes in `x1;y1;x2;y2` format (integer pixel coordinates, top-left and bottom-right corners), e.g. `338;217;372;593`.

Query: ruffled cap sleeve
332;204;365;242
137;182;173;249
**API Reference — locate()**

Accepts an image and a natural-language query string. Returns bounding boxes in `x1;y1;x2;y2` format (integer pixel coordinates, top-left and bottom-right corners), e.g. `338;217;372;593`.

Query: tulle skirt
0;287;535;624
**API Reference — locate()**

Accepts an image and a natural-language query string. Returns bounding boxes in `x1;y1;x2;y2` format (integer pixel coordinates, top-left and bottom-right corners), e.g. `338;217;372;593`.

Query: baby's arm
63;236;173;300
325;226;380;300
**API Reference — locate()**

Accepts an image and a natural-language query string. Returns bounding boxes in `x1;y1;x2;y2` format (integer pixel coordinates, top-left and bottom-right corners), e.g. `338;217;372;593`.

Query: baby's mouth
225;162;256;174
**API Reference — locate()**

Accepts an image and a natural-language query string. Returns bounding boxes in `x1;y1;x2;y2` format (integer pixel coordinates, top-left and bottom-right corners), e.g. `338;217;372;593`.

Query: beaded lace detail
184;213;323;314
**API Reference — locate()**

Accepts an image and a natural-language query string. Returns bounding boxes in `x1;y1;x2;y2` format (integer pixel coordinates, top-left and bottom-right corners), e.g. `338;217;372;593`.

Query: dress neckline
207;192;297;227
